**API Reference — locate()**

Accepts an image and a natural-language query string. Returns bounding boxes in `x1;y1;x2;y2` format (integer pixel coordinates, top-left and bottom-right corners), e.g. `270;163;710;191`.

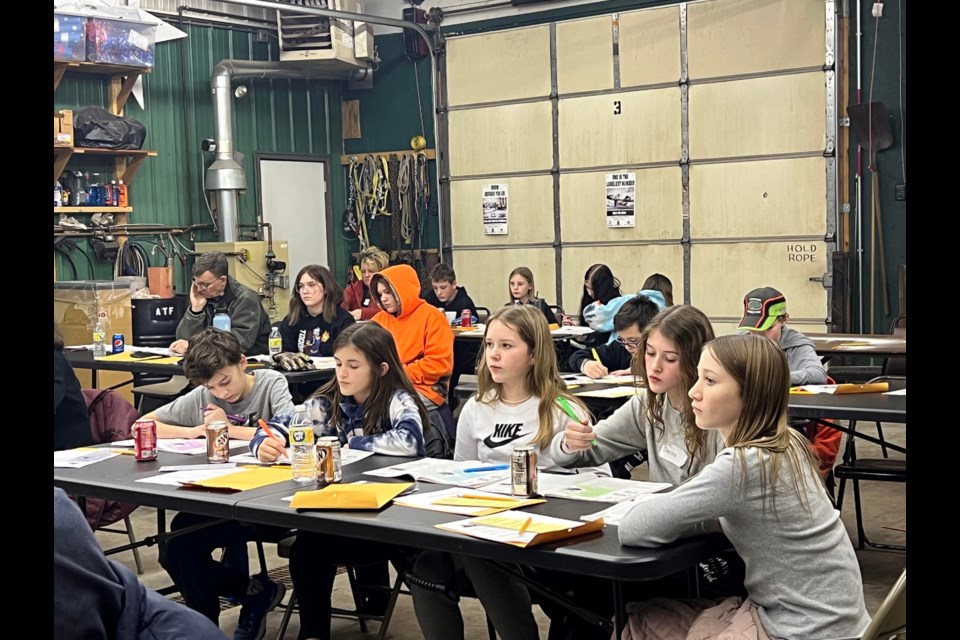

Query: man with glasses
171;251;272;355
568;293;663;379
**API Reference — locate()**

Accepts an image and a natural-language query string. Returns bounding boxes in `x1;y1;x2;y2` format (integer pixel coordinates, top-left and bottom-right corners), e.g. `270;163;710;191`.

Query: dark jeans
158;513;285;623
288;531;405;640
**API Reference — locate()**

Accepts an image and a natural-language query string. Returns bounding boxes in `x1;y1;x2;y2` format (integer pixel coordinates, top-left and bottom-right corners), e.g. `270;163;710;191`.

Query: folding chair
859;569;906;640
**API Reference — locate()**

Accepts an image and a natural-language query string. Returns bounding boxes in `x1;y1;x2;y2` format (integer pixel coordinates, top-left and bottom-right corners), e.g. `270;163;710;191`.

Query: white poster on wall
605;173;636;228
482;183;509;235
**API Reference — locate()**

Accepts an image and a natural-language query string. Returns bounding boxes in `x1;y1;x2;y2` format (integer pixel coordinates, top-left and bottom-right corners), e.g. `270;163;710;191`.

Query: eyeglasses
296;281;321;292
193;277;222;291
615;337;643;347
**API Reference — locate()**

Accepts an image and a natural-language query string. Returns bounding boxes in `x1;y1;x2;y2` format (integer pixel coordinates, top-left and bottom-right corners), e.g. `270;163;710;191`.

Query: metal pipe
238;221;274;252
213;0;445;257
855;0;863;333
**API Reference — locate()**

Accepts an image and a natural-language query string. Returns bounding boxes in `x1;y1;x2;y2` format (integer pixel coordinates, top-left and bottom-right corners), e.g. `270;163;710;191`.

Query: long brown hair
635;305;715;469
507;266;537;303
313;323;429;436
705;334;824;512
476;305;590;447
288;265;343;325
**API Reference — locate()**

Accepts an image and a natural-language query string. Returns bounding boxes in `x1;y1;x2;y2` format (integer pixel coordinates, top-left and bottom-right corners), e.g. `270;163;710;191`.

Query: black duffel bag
74;106;146;150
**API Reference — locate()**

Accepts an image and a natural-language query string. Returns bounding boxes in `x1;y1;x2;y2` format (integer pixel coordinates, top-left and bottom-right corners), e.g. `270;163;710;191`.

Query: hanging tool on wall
397;153;415;246
346;156;368;249
415;150;431;251
388;153;402;251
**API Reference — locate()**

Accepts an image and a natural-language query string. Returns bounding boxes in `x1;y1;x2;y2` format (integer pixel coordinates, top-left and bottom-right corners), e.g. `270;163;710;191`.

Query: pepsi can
112;334;125;354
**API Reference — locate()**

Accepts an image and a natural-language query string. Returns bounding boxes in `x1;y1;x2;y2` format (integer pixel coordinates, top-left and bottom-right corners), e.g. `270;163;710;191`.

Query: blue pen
463;464;509;473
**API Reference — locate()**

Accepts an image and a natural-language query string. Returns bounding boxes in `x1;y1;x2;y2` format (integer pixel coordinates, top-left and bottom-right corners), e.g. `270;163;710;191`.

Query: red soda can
132;419;158;461
112;334;125;354
461;309;472;328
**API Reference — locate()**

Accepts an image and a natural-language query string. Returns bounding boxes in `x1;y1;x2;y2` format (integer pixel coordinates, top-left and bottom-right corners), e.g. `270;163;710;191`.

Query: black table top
54;449;729;583
787;391;907;424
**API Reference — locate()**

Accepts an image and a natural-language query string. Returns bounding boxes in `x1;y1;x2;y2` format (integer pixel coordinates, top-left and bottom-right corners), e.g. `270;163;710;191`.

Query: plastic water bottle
213;312;232;331
92;322;107;357
289;405;317;484
268;327;282;357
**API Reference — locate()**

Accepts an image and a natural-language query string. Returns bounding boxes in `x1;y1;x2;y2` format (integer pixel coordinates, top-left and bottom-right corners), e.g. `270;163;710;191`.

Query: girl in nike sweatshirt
410;305;605;640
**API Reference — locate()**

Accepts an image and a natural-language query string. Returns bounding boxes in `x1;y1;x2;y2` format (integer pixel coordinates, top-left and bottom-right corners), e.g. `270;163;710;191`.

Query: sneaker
58;214;87;230
233;576;286;640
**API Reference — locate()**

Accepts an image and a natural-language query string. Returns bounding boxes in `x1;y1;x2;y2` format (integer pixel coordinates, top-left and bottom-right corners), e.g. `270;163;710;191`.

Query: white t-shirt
455;393;610;475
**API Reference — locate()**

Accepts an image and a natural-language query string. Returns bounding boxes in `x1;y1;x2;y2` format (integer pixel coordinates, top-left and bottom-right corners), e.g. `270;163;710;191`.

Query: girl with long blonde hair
617;333;870;639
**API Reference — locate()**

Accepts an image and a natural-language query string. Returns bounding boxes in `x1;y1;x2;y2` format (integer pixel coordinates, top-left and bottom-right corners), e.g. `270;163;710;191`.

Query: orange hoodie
371;265;454;406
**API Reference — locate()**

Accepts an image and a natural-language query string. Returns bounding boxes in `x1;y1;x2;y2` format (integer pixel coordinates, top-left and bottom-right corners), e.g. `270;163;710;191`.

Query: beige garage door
442;0;836;333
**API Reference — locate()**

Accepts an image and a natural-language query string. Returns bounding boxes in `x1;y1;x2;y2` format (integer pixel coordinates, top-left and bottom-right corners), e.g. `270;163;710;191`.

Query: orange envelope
290;483;414;510
183;466;293;492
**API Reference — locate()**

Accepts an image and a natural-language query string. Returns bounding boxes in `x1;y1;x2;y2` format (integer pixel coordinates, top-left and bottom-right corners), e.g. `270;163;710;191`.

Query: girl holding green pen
408;304;609;640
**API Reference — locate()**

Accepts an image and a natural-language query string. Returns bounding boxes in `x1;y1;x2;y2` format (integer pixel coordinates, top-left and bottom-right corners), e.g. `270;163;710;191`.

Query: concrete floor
98;422;906;639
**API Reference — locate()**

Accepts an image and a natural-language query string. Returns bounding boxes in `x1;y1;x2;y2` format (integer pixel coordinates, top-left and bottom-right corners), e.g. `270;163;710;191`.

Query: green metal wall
55;22;345;291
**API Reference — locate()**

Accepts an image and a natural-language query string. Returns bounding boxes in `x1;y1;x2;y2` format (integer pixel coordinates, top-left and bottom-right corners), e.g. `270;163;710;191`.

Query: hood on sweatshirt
370;265;425;321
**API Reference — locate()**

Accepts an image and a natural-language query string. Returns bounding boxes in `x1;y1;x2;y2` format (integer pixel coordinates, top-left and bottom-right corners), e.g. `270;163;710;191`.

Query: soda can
132;419;158;461
205;421;230;463
112;334;125;354
317;436;342;483
461;309;472;328
511;446;539;497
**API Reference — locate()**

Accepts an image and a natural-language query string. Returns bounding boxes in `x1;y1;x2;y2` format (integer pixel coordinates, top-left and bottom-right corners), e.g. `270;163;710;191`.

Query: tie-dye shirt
251;388;424;458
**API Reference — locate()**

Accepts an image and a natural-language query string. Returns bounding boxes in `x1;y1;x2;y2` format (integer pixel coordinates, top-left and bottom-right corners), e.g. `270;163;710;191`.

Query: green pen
556;396;597;447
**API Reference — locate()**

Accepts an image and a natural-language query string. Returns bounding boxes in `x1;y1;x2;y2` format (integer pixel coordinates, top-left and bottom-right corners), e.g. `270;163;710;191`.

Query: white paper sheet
54;448;119;468
135;467;239;486
580;494;656;526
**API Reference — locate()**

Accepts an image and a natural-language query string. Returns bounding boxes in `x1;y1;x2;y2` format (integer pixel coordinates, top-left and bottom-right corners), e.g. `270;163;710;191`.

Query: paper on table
290;482;413;510
453;323;485;334
95;351;182;365
159;463;237;472
231;448;374;467
364;458;509;489
884;388;907;396
54;447;119;468
183;466;294;491
482;472;599;496
575;386;642;399
580;495;656;526
544;477;671;503
135;467;240;486
156;439;248;455
394;487;544;516
437;510;604;548
562;374;637;385
551;326;594;336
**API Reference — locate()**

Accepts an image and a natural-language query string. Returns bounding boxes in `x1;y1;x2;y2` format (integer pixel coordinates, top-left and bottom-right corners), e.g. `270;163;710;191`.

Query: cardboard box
54;280;134;403
54;110;74;147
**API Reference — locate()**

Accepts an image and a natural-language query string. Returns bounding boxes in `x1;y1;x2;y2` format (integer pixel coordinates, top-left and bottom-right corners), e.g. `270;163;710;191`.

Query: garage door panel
690;242;828;319
689;72;825;159
619;6;682;87
559;88;681;168
446;26;552;106
687;0;825;79
557;16;614;94
449;102;554;176
452;248;557;313
561;245;683;318
690;157;826;238
451;176;555;245
560;168;683;242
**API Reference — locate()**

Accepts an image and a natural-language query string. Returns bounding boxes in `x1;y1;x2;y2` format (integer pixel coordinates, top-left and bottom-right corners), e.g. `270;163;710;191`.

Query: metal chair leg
875;421;889;458
123;515;144;575
275;589;297;640
852;480;865;550
346;566;369;634
486;615;497;640
375;574;406;640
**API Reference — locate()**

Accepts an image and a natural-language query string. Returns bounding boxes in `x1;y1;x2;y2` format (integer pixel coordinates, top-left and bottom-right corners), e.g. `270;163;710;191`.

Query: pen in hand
258;419;288;460
556;397;597;447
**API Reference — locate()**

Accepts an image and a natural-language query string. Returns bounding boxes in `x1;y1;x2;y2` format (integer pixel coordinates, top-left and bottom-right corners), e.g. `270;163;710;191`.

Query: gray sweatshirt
549;394;723;485
619;448;871;640
779;326;828;386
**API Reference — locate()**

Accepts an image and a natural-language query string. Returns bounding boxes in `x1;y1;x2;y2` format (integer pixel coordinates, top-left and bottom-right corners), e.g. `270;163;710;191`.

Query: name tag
362;298;370;307
659;442;687;467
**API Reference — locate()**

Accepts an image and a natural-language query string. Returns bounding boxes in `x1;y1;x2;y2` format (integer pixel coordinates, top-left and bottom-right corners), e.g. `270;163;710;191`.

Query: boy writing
568;294;663;377
145;328;295;440
152;328;294;637
423;263;478;320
